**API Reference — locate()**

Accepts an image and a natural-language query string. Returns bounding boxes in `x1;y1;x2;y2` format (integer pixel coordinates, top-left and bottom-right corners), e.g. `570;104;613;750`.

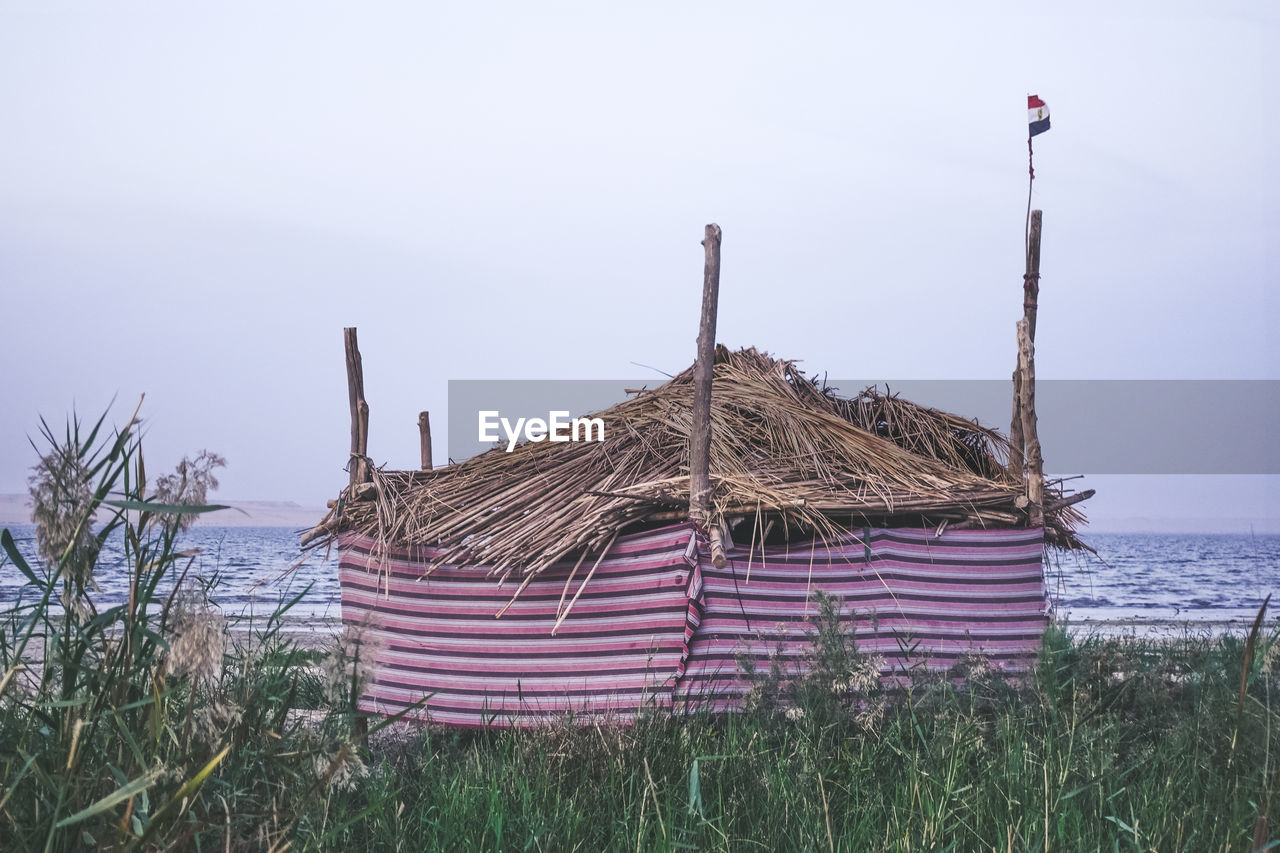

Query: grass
1;405;1277;851
295;627;1278;853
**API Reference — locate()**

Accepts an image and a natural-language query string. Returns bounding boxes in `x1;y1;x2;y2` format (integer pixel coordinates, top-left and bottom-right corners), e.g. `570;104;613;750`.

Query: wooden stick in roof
418;411;433;471
344;327;370;486
690;223;726;568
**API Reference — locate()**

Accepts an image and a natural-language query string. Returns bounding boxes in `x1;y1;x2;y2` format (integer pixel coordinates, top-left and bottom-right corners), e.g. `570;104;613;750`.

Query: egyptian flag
1028;95;1051;137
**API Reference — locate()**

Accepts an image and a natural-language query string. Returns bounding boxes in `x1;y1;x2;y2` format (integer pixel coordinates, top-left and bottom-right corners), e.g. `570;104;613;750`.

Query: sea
2;524;1278;636
1;524;344;627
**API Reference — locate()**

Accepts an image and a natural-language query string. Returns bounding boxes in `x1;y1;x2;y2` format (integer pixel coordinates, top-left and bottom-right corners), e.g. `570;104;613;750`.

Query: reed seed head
165;583;226;690
28;441;99;586
153;450;225;531
322;616;384;708
193;697;242;746
1262;639;1280;675
315;745;368;792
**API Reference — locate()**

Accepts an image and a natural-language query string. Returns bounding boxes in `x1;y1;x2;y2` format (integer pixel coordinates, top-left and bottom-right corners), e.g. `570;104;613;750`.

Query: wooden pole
689;223;722;539
357;402;369;478
418;411;433;471
344;328;369;487
1009;209;1043;484
1018;319;1044;525
1009;373;1026;481
1024;209;1042;340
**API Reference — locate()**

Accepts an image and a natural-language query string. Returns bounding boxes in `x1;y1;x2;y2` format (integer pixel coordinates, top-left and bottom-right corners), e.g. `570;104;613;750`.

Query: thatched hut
306;346;1087;728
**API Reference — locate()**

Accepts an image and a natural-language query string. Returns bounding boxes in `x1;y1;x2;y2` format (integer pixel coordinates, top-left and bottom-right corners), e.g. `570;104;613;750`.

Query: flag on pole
1028;95;1050;137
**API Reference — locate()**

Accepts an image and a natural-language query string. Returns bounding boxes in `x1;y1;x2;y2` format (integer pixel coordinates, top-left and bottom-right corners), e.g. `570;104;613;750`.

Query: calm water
1;524;341;622
3;525;1277;631
1048;532;1279;629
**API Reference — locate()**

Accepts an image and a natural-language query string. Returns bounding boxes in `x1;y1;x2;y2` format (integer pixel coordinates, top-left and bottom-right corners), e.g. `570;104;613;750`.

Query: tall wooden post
344;328;370;487
1024;209;1042;339
1010;211;1044;523
1018;320;1044;525
689;223;722;535
418;411;433;471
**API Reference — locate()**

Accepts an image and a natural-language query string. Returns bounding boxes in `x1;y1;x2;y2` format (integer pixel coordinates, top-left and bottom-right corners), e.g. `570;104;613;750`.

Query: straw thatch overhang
306;347;1087;582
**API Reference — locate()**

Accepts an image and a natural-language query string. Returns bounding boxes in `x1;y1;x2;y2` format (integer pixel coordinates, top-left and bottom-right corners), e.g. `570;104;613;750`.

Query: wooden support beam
1044;489;1095;513
418;411;433;471
709;524;728;570
300;519;339;548
689;223;722;531
300;502;338;547
344;327;369;486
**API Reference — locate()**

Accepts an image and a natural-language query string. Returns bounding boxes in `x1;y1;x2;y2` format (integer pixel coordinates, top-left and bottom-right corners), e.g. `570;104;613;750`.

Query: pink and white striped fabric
676;526;1048;712
339;525;703;727
339;523;1047;727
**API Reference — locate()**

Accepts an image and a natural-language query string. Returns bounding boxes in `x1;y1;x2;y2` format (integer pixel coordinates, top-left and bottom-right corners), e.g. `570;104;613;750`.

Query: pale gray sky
1;3;1276;525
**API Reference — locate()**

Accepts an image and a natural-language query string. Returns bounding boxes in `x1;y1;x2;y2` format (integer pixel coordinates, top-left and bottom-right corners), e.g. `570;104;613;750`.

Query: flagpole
1025;132;1035;265
1012;131;1034;483
1013;94;1048;493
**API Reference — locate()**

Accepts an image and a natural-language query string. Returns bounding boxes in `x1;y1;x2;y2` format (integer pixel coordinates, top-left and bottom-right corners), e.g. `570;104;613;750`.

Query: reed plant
0;403;362;850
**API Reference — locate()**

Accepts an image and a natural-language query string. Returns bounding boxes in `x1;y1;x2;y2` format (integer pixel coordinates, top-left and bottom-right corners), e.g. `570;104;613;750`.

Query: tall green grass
2;405;1277;851
296;614;1279;852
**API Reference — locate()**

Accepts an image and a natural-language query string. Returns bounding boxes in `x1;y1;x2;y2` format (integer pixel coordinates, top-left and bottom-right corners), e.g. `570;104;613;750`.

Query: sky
1;3;1276;528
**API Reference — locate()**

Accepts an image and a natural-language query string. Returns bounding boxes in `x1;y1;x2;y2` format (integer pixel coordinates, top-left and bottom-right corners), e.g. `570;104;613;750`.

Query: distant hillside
1084;515;1280;535
0;494;325;530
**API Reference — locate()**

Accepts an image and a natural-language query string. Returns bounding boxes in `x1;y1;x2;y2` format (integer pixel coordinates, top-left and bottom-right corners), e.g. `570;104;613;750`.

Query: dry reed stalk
552;530;619;632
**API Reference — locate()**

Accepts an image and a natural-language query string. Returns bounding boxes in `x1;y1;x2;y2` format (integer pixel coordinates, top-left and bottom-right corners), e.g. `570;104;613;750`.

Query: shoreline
1058;617;1268;638
233;613;1274;648
226;614;344;650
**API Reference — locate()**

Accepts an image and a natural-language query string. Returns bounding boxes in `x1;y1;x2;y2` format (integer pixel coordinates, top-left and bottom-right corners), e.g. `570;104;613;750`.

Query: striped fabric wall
339;524;1046;727
338;525;702;728
676;527;1049;712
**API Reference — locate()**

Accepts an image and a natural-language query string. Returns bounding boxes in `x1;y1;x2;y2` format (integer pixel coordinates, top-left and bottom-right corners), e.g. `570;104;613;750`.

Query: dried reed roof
310;347;1086;581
